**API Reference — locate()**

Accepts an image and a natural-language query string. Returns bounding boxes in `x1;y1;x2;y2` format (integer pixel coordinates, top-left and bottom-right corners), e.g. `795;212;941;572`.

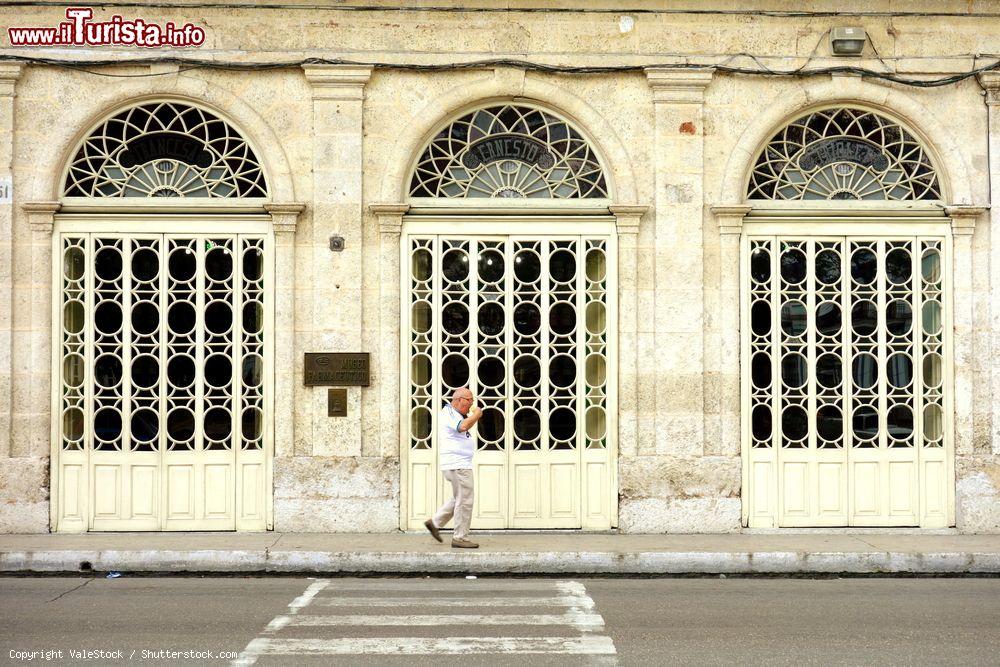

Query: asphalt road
1;576;999;666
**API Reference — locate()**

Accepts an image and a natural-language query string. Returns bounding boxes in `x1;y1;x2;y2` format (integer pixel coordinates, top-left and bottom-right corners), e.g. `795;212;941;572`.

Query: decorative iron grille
63;102;267;198
409;104;608;199
747;108;941;201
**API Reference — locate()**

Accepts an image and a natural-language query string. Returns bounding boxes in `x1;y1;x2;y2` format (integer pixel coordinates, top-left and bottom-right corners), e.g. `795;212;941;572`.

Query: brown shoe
451;538;479;549
424;519;442;543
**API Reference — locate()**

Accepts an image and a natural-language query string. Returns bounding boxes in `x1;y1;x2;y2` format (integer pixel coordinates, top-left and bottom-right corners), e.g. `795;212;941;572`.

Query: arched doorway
739;106;953;527
400;103;618;530
53;101;273;531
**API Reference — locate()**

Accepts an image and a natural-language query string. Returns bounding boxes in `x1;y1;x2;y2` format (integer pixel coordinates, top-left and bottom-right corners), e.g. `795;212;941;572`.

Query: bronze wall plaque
304;353;370;386
327;388;348;417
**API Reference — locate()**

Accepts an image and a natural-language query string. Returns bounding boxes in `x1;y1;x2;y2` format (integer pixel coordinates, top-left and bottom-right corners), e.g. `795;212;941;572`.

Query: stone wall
1;1;999;532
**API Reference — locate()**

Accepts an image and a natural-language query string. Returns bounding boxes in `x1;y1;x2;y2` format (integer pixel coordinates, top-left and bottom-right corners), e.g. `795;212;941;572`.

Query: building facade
2;1;1000;533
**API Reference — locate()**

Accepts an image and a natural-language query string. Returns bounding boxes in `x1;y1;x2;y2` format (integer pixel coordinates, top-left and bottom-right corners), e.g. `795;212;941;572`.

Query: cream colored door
403;233;614;530
54;230;270;531
744;233;950;527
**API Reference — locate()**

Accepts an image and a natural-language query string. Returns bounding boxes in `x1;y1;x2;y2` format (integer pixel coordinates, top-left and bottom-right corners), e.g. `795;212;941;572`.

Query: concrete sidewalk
3;532;1000;575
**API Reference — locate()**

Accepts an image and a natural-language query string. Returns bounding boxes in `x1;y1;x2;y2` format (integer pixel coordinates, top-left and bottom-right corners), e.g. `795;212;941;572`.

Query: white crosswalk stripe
233;579;617;665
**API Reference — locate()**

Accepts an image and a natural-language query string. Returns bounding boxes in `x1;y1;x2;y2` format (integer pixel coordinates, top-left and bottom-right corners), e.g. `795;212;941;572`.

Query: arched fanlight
409;104;608;199
747;107;941;201
63;101;267;198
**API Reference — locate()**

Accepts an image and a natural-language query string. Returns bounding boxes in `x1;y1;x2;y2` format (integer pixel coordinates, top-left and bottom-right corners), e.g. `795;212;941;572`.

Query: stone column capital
264;202;306;234
370;203;409;236
981;72;1000;105
644;67;714;103
302;64;373;101
609;205;648;235
711;204;752;235
22;201;60;234
0;65;23;97
946;205;988;236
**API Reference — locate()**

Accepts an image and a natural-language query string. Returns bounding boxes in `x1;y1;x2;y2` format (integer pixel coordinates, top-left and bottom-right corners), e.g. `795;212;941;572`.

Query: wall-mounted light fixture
830;27;866;56
329;234;345;252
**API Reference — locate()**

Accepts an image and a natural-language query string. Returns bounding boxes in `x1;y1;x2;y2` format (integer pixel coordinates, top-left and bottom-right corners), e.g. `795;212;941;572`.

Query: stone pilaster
0;65;21;460
983;72;1000;455
301;64;373;457
645;67;714;457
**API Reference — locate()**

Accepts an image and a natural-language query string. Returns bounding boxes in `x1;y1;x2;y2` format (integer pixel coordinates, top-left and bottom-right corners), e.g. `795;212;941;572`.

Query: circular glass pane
478;407;504;442
514;303;541;336
205;301;233;335
478;250;504;284
887;353;913;389
131;354;159;389
167;408;195;442
411;354;431;386
130;408;159;443
64;247;85;281
816;353;843;389
168;301;196;336
586;302;606;335
442;302;469;335
780;249;807;284
243;249;263;282
751;301;771;336
477;302;504;337
94;407;123;441
782;405;808;441
95;354;123;388
752;405;772;441
205;353;233;389
513;408;541;441
206;246;233;282
412;301;432;334
94;301;122;336
63;407;84;441
586;406;607;440
514;251;541;283
131;247;159;283
64;301;85;335
922;301;942;335
549;302;576;336
586;354;606;387
923;352;943;388
95;248;123;282
169;248;196;282
885;248;912;285
242;407;263;441
751;353;772;389
586;249;607;282
781;353;808;389
852;407;879;441
886;299;913;337
412;248;432;282
243;302;264;335
887;405;914;440
817;405;843;442
750;248;770;283
816;301;841;337
922;250;941;283
851;248;877;284
923;404;943;441
242;354;264;388
167;354;195;389
549;354;577;389
780;300;807;337
63;353;85;387
477;356;504;388
815;249;841;285
131;301;159;336
549;407;576;441
852;353;878;389
549;250;576;283
410;406;432;440
513;355;540;388
442;249;469;282
203;407;232;442
851;300;878;337
441;354;469;388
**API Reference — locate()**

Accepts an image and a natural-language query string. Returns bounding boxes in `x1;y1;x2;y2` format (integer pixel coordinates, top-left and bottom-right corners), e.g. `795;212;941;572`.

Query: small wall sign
327;388;348;417
304;352;370;386
0;176;11;203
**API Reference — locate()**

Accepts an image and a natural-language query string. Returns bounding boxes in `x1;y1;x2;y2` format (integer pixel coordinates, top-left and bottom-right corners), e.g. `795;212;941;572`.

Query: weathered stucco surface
0;0;998;532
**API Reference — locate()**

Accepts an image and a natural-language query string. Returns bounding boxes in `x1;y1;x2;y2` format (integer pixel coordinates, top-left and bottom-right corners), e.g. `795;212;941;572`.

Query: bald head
451;387;474;415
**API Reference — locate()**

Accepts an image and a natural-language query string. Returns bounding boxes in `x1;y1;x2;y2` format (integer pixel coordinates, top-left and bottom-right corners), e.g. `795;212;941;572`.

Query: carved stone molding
370;203;410;236
609;205;648;235
22;201;60;234
981;72;1000;106
711;204;752;236
645;67;715;104
302;64;373;101
946;205;988;236
264;202;306;234
0;64;22;97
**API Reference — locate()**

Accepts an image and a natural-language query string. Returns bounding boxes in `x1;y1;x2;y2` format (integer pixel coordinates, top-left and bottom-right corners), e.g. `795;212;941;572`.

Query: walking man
425;387;482;548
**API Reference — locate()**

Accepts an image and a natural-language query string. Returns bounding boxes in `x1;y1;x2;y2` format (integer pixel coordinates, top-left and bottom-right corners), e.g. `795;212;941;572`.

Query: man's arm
458;406;483;432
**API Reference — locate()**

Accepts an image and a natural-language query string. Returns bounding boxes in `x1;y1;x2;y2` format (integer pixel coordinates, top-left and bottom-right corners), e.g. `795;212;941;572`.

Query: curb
3;550;1000;575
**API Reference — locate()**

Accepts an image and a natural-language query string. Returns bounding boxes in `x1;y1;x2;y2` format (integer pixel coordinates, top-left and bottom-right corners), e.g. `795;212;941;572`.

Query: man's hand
459;404;484;432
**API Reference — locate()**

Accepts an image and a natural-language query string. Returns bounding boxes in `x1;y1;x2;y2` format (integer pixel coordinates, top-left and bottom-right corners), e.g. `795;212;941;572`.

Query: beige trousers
432;469;474;540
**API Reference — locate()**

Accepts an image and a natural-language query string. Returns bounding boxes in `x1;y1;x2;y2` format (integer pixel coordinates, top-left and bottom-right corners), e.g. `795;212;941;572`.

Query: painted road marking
309;595;595;607
241;636;617;656
266;613;605;630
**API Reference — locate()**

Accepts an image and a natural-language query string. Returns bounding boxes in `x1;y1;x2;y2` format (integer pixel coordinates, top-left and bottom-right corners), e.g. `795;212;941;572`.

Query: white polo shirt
439;404;474;470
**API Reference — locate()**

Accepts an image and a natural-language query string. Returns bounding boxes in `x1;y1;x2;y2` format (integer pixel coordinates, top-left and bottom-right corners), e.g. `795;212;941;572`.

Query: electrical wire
0;53;997;88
